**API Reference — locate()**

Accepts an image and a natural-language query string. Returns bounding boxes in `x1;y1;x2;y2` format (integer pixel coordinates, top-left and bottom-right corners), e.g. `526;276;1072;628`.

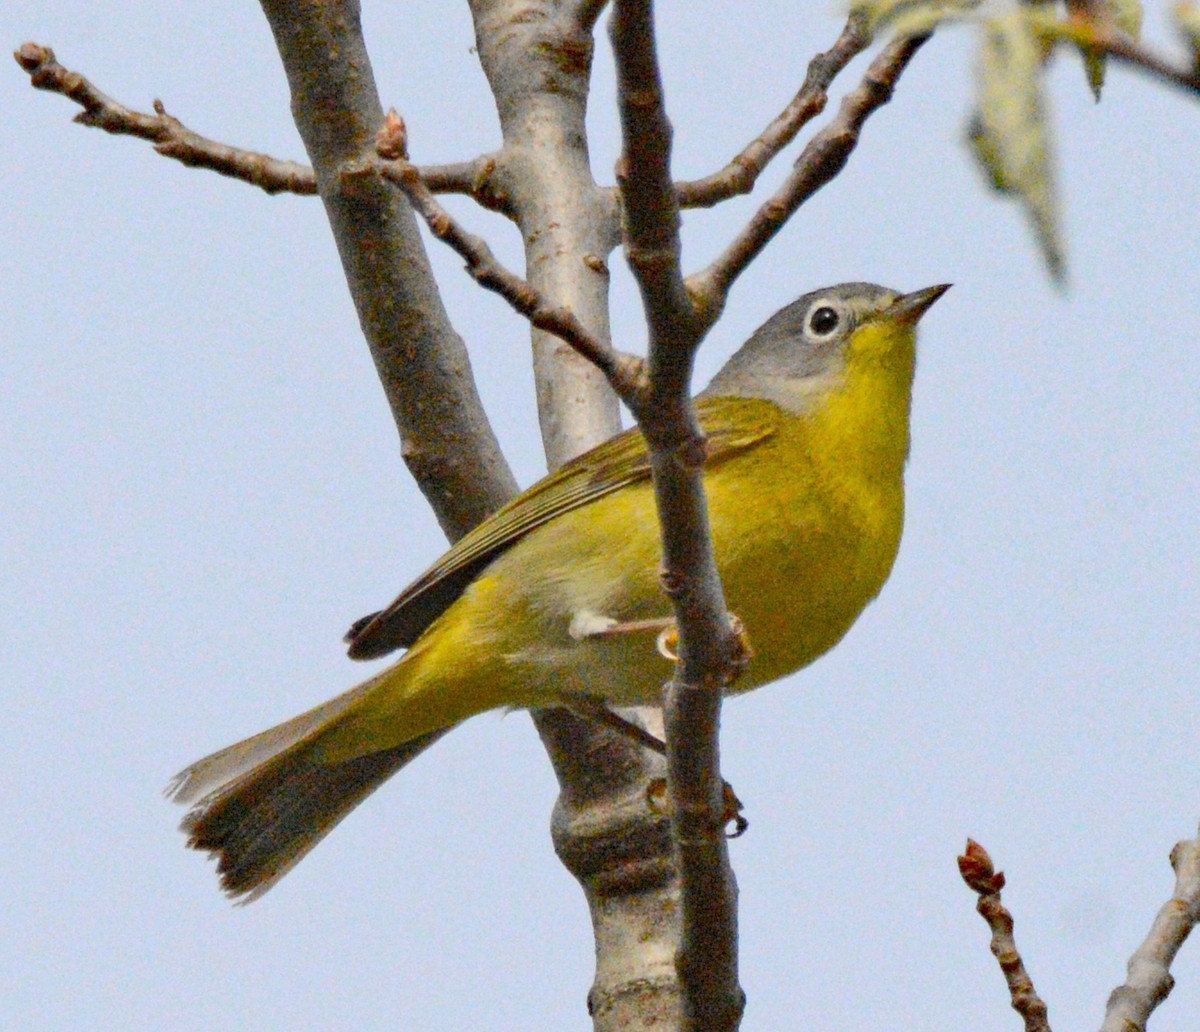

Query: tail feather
167;674;448;902
176;730;446;903
166;677;383;807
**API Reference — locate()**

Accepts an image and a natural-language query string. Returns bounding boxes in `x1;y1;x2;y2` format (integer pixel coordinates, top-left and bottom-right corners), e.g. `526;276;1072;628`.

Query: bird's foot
647;777;749;838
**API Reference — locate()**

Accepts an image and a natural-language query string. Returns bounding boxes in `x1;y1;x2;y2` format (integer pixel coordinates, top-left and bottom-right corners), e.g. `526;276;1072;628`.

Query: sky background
4;2;1199;1029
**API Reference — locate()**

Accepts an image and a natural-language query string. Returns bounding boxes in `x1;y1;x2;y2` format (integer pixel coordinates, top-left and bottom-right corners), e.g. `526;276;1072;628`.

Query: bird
168;280;949;902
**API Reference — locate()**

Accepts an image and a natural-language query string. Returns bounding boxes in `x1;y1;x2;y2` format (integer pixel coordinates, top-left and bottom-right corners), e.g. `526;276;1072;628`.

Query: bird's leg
561;693;749;838
568;610;685;662
570;610;753;669
560;692;666;755
568;611;675;641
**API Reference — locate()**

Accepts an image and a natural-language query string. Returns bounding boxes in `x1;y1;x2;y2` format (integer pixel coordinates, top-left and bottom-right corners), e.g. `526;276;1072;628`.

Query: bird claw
646;777;749;838
656;614;753;670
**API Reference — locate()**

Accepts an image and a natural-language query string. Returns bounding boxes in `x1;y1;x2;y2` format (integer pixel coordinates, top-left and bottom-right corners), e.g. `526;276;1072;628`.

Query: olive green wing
344;396;782;660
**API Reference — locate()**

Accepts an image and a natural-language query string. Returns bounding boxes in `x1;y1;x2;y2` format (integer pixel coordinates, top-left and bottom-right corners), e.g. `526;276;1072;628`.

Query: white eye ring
805;301;844;340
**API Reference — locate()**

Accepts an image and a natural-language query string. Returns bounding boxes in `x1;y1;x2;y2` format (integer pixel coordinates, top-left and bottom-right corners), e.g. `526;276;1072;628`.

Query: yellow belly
316;390;908;765
468;421;904;705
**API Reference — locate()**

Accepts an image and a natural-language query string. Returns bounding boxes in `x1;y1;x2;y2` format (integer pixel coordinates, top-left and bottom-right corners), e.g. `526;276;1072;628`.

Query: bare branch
1083;30;1200;97
13;43;516;213
372;113;646;403
958;840;1052;1032
461;5;698;1025
676;15;872;209
256;0;517;537
1099;827;1200;1032
610;2;744;1028
17;26;518;527
418;155;517;216
568;0;612;33
690;31;930;308
1044;8;1200;98
13;43;316;196
469;0;622;467
609;0;695;366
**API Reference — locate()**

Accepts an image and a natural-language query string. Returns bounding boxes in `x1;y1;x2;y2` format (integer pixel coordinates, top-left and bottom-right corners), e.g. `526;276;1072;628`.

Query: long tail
167;677;449;904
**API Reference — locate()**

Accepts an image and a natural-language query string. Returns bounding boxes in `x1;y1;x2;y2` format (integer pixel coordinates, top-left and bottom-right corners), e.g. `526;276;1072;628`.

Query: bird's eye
807;305;841;338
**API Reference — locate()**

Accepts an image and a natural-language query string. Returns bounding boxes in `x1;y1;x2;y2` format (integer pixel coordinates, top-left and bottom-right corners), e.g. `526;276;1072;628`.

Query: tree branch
372;114;646;402
417;155;517;215
675;15;872;209
958;840;1052;1032
688;31;929;310
13;43;515;213
1099;826;1200;1032
568;0;613;33
1050;13;1200;99
1100;34;1200;96
465;4;688;1028
469;0;623;464
13;42;316;196
610;0;695;364
255;0;517;537
611;2;744;1028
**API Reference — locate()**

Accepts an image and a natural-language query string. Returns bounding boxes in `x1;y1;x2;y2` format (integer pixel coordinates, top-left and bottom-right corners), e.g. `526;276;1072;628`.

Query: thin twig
1045;7;1200;98
372;112;646;404
14;43;316;196
676;15;872;209
14;43;512;211
1099;826;1200;1032
1082;30;1200;98
417;155;515;215
609;1;696;367
689;31;930;308
958;840;1052;1032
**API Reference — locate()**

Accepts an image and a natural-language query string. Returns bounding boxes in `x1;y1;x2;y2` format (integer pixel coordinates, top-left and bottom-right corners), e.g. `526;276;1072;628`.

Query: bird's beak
891;283;952;325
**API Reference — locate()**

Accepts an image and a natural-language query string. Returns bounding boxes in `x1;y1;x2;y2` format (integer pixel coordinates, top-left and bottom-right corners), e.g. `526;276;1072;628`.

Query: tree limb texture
1099;826;1200;1032
12;43;513;213
568;0;613;33
468;0;623;467
466;3;689;1029
611;1;744;1028
14;43;317;196
256;0;517;538
371;118;647;403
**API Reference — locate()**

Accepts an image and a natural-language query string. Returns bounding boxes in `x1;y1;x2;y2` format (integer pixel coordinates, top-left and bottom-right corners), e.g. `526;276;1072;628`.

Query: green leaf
969;9;1065;282
850;0;981;39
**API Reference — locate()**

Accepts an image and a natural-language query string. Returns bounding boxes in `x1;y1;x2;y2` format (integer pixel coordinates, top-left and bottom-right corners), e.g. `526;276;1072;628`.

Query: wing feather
344;397;780;659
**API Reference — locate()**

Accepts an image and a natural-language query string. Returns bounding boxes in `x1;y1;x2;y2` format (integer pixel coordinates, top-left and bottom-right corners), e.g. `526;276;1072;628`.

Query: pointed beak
891;283;952;325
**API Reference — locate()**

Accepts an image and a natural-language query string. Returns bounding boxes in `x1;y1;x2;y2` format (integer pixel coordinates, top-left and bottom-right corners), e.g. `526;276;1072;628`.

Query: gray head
700;282;949;414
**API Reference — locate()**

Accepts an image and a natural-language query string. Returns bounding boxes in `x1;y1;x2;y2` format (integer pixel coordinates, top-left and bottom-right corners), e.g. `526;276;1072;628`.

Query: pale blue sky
4;2;1199;1029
